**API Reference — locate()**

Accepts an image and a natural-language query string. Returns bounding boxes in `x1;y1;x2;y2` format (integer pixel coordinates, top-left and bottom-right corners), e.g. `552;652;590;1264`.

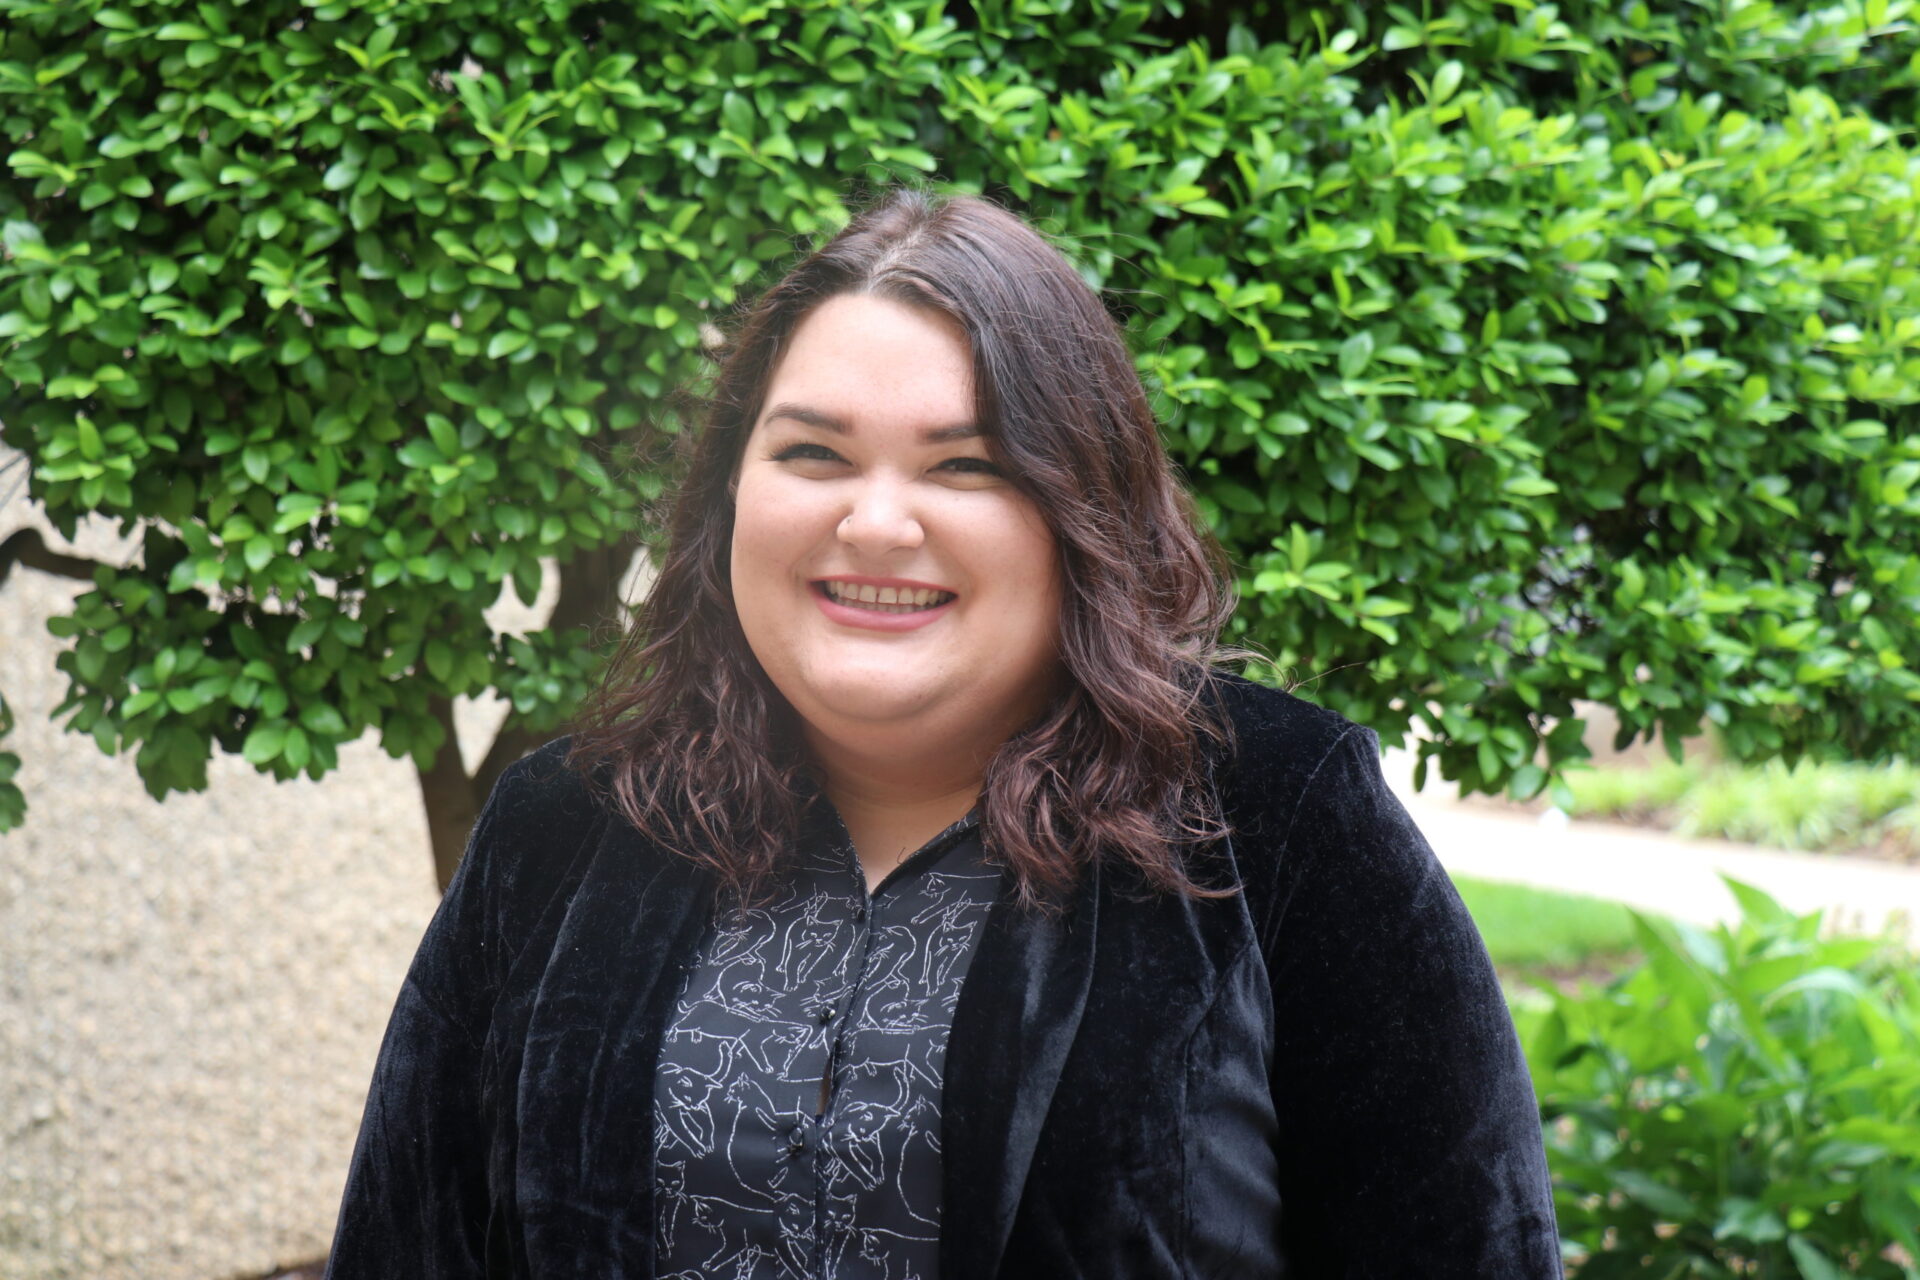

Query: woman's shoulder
1201;670;1405;868
488;735;601;825
1205;670;1377;796
455;735;612;916
1202;673;1440;941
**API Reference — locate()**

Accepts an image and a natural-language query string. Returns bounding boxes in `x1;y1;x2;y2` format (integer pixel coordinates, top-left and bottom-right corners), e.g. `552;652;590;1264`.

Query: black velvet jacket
325;674;1563;1278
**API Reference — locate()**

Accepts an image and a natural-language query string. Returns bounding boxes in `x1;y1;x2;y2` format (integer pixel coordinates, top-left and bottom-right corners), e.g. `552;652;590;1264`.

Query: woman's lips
811;581;956;632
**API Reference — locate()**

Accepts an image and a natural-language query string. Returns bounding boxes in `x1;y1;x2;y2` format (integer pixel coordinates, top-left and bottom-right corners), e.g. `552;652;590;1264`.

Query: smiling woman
562;190;1245;915
324;190;1563;1279
729;293;1066;891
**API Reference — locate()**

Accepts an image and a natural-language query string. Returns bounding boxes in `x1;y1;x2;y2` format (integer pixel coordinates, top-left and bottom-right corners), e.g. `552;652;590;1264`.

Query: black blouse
651;799;998;1279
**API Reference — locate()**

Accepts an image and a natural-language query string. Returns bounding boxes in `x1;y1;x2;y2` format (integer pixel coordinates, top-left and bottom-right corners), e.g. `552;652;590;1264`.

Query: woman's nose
836;476;925;554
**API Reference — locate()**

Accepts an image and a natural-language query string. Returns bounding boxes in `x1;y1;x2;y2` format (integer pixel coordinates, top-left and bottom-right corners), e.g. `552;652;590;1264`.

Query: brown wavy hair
568;188;1247;909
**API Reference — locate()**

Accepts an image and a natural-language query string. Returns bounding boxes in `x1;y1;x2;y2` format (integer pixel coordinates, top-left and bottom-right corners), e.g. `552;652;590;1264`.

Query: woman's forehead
757;400;982;447
756;294;976;432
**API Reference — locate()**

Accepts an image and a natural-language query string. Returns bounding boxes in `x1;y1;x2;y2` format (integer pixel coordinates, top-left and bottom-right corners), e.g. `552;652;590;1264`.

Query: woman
325;189;1562;1277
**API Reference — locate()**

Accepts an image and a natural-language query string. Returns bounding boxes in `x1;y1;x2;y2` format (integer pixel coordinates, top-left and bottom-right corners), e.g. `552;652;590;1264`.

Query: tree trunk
417;694;482;893
411;538;644;893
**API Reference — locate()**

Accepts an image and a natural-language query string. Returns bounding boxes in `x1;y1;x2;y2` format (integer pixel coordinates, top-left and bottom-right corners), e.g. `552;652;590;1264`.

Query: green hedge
1516;881;1920;1278
3;0;1917;839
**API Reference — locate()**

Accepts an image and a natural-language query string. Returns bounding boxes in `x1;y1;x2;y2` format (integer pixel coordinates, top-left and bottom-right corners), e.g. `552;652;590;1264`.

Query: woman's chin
792;681;950;733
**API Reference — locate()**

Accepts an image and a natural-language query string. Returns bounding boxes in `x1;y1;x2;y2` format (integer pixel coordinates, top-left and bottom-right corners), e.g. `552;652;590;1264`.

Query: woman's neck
803;733;988;891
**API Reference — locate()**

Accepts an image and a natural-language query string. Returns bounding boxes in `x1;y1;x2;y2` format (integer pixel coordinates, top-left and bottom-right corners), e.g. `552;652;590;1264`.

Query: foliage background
1517;882;1920;1278
3;0;1918;851
4;2;1920;1272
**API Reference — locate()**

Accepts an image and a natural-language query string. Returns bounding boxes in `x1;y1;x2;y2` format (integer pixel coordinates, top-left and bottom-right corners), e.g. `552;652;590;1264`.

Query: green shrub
1564;759;1704;824
1517;880;1920;1278
4;0;1919;881
1564;756;1920;860
0;0;947;883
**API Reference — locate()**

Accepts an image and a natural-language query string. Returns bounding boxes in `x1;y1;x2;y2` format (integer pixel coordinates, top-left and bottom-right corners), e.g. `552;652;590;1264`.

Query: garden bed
1461;755;1920;866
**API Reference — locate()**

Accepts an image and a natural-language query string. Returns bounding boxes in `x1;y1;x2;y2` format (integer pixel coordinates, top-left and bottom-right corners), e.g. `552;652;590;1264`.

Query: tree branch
0;529;104;589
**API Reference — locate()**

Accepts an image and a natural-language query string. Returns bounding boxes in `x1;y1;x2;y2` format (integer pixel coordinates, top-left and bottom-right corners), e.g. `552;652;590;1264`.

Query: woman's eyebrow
762;402;981;444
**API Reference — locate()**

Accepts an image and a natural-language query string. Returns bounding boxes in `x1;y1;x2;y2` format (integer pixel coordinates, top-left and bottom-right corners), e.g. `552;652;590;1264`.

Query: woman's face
730;292;1064;766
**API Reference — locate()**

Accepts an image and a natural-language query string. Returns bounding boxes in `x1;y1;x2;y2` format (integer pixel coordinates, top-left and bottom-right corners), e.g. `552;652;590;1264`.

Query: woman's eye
939;457;1002;476
771;443;841;463
769;445;1001;477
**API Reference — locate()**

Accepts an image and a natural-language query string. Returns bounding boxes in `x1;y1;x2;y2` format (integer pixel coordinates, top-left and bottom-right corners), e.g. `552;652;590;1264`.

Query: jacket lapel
508;819;717;1270
939;859;1102;1278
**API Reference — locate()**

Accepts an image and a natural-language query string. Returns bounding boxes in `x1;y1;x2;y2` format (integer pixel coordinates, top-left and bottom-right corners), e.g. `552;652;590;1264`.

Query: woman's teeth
823;582;955;613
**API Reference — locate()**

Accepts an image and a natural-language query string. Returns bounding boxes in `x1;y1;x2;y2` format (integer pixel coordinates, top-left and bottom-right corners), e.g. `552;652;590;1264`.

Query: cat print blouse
650;800;998;1280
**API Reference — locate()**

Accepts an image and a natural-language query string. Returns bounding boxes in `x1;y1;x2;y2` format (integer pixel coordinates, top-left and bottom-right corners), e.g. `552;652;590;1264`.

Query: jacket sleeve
323;773;516;1278
1263;725;1563;1277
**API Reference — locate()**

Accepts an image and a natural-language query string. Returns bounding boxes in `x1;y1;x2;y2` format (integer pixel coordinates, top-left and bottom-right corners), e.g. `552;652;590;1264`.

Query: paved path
1381;747;1920;947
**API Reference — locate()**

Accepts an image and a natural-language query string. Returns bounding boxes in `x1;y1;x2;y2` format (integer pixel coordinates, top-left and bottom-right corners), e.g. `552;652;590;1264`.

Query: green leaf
272;494;324;534
299;703;348;737
1713;1197;1785;1243
1506;763;1547;801
242;720;288;765
165;177;213;205
1786;1236;1849;1280
396;438;443;469
1719;875;1790;928
241;445;271;485
1338;331;1373;378
1214;481;1265;514
487;330;529;359
37;51;89;85
524;208;559;250
525;373;555;412
282;724;311;772
287;617;327;652
426;413;459;458
1608;1170;1693;1219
